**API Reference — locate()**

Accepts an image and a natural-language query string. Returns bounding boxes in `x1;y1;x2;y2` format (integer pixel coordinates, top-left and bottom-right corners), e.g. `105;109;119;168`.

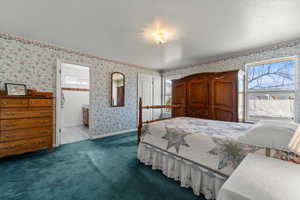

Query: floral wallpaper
0;35;159;137
1;32;300;136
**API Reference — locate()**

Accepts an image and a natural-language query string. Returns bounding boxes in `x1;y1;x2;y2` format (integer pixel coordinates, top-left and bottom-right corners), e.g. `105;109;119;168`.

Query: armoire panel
214;81;233;108
214;108;234;121
172;82;186;104
210;71;238;122
187;79;209;118
188;80;208;105
172;81;186;117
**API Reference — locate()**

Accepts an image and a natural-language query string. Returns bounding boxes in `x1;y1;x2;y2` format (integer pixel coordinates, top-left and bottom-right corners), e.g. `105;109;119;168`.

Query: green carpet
0;132;205;200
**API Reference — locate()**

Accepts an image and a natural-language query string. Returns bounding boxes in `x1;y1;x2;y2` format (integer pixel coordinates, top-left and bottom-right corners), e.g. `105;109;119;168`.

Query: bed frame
137;98;186;144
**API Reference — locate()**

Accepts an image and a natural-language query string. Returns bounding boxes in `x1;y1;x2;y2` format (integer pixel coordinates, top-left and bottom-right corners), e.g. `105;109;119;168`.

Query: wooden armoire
172;70;238;122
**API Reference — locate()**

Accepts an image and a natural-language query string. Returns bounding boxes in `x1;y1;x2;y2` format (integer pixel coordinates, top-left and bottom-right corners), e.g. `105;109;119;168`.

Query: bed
136;99;297;199
138;117;265;199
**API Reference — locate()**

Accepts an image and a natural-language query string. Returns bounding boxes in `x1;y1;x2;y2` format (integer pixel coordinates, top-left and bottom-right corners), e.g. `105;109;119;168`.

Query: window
163;75;182;105
245;57;297;121
61;63;89;89
164;79;172;105
162;75;182;118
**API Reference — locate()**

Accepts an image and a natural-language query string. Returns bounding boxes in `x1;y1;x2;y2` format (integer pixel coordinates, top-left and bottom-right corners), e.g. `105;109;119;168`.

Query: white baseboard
91;129;137;140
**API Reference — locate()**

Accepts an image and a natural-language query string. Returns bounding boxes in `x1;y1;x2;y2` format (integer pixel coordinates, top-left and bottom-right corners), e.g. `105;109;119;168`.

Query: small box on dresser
0;95;54;158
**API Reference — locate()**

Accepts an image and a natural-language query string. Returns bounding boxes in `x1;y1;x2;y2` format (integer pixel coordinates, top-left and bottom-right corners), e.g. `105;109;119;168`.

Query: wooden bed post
137;97;142;144
137;98;187;144
265;147;271;157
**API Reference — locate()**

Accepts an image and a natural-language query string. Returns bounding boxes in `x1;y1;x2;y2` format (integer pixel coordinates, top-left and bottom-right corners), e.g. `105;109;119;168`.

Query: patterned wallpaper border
163;38;300;72
0;33;156;71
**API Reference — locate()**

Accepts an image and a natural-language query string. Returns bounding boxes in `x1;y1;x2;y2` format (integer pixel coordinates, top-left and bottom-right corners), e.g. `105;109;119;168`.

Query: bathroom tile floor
61;125;90;144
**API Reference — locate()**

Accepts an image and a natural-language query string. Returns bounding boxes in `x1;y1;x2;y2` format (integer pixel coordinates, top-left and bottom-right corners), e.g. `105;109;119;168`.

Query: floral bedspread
140;117;266;176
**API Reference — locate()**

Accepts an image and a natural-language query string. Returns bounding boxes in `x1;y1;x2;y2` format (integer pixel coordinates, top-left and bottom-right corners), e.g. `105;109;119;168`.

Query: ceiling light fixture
152;30;168;44
143;20;178;45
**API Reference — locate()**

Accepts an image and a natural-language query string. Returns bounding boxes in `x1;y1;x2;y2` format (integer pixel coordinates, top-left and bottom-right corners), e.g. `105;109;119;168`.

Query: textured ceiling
1;0;300;70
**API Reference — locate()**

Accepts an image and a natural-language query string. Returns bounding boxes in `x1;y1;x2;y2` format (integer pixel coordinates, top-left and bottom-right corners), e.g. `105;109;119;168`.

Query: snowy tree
248;60;295;90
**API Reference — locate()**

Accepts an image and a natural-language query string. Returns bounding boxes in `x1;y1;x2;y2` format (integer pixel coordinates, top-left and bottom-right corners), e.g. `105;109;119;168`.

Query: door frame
55;58;91;147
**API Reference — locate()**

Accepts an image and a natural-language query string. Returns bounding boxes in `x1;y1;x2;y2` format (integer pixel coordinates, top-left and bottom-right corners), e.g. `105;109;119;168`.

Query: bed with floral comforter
137;117;268;199
138;117;266;176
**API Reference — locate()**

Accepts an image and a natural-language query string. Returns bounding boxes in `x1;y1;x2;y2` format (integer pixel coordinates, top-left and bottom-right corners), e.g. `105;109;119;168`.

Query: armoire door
172;81;186;117
210;71;238;122
187;79;209;118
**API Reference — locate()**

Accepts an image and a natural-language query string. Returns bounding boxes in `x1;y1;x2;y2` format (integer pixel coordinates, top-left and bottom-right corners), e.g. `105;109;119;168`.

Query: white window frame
245;56;298;122
163;74;183;105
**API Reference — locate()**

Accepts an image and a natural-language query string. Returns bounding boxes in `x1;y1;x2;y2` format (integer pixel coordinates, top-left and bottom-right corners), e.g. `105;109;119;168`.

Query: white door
138;73;153;122
138;73;162;122
152;75;162;120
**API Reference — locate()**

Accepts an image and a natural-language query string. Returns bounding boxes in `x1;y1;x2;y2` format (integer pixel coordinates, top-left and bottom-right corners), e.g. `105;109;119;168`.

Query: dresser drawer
0;136;51;158
29;99;52;107
0;127;52;142
0;117;52;131
0;99;28;108
0;108;52;119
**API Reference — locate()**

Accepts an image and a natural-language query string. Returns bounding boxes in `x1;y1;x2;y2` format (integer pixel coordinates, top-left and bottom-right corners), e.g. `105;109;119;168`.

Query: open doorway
56;61;90;145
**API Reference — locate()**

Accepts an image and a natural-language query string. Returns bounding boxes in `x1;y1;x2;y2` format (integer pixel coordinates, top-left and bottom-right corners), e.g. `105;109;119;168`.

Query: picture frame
5;83;27;96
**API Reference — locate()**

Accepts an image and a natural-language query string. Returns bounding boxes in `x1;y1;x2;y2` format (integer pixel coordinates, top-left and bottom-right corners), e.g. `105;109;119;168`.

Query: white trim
247;90;295;93
294;56;300;122
91;129;137;140
245;56;298;67
55;58;62;147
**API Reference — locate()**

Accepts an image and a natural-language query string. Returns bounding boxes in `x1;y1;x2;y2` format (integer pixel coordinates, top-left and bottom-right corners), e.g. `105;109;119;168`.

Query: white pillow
238;120;298;151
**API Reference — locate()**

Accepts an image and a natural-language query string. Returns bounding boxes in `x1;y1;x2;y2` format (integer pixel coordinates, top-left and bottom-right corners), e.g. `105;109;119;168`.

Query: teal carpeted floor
0;132;206;200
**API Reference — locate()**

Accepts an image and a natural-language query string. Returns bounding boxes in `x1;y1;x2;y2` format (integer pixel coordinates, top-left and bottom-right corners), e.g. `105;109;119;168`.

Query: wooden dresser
0;96;54;158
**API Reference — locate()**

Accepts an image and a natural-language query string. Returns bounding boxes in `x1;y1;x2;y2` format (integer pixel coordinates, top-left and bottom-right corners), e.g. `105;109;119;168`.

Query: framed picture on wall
5;83;27;96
